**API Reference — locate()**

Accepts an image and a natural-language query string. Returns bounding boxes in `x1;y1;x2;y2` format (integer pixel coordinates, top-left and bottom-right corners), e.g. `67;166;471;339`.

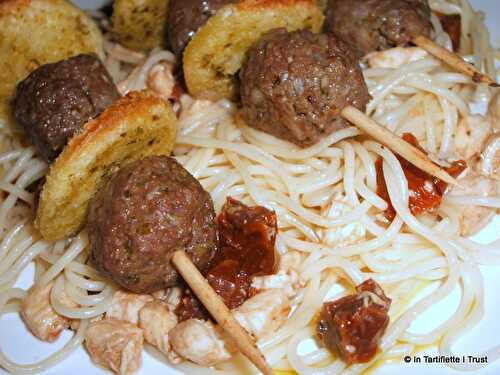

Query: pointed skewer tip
171;251;274;375
412;35;498;87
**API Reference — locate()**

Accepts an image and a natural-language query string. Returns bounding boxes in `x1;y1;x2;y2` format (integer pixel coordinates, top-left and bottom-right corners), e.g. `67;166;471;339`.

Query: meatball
13;54;120;162
167;0;235;57
239;29;370;147
326;0;432;56
88;156;217;294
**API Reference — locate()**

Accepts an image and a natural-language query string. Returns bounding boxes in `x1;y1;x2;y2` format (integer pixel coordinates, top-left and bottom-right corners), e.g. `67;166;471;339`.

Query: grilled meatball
326;0;432;56
88;156;217;294
240;29;370;147
167;0;235;57
13;54;119;162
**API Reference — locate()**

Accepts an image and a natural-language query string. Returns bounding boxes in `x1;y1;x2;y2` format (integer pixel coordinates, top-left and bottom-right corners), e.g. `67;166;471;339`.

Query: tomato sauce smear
176;197;278;321
376;133;466;221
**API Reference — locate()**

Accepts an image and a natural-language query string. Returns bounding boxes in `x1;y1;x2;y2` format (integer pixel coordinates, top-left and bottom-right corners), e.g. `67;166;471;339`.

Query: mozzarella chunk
147;62;175;101
478;133;500;180
455;115;492;160
139;301;178;361
169;290;290;365
106;290;153;325
233;289;290;340
447;172;498;236
20;282;71;342
85;319;143;375
169;319;234;366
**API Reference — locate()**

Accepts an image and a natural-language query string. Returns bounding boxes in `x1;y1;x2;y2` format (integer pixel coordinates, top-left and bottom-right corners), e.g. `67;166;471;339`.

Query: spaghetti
0;0;499;374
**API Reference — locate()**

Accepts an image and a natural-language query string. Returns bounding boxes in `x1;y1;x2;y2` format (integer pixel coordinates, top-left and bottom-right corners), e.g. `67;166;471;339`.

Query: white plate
1;1;499;374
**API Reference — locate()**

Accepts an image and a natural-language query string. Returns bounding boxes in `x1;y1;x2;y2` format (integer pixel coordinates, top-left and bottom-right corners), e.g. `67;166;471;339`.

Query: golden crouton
35;91;178;242
183;0;324;101
112;0;170;51
0;0;103;128
0;0;104;110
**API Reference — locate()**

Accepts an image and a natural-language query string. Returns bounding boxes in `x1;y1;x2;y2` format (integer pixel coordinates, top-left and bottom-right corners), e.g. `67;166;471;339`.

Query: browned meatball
13;54;119;162
239;29;370;147
167;0;235;57
326;0;432;56
88;156;217;294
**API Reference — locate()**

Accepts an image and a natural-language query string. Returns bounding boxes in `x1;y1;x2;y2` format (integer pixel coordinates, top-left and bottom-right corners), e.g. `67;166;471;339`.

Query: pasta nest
183;0;324;101
35;90;178;242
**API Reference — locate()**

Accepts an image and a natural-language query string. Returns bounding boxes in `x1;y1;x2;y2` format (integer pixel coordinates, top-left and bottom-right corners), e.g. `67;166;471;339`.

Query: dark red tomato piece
176;288;209;321
206;259;250;309
376;133;466;220
207;197;278;309
317;279;391;364
176;197;278;320
436;13;461;52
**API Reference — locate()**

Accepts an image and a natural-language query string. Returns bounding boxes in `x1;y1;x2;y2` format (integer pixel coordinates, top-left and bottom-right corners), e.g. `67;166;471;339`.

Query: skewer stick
412;35;498;87
171;250;274;375
341;106;458;186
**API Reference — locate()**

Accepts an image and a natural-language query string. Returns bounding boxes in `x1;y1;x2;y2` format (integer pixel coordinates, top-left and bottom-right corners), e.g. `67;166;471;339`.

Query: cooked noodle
0;0;499;374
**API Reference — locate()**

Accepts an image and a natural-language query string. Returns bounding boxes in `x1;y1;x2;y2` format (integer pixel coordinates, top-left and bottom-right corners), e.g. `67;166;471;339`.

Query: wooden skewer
171;250;274;375
412;35;498;87
341;106;458;186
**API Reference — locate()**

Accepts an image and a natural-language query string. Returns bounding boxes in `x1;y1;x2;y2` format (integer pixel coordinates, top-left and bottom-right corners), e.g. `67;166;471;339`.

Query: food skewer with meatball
7;2;352;374
9;1;489;372
12;51;275;373
87;155;275;374
165;0;489;183
325;0;498;86
162;1;458;184
239;28;458;185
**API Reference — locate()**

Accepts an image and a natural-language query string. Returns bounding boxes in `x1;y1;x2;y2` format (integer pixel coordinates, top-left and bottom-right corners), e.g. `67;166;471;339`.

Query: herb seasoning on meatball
13;54;120;162
326;0;432;56
167;0;236;57
239;28;370;147
88;156;217;294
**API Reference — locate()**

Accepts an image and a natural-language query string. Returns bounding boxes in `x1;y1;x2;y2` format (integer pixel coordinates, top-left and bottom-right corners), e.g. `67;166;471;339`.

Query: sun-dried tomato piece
376;133;466;220
176;197;278;320
436;12;461;51
317;279;391;364
176;288;209;322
